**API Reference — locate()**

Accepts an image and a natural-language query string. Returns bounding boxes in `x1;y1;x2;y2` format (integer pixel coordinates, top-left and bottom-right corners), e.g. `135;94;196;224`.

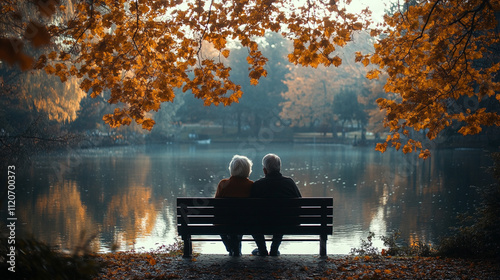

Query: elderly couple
214;153;302;257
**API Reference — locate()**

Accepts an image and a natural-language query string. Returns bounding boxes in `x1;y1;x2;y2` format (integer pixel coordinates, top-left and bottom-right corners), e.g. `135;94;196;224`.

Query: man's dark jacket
250;171;301;198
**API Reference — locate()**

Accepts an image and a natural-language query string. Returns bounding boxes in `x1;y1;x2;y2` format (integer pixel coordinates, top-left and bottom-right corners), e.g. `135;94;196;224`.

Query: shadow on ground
176;254;333;279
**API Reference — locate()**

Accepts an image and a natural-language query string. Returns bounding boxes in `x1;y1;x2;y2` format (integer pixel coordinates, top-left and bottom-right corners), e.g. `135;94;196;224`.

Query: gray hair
262;153;281;173
229;155;253;177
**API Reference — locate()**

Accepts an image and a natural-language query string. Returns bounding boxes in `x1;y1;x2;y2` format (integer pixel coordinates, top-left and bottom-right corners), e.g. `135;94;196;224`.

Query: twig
132;0;141;54
197;0;214;57
403;0;442;60
68;0;95;55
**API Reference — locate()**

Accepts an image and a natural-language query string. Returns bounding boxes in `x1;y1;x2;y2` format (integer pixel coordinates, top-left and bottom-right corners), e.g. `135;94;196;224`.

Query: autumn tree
148;95;183;141
174;34;290;136
0;0;87;163
332;87;368;138
280;65;337;129
28;0;370;130
359;0;500;158
224;32;291;135
0;58;85;162
359;72;390;140
280;31;377;136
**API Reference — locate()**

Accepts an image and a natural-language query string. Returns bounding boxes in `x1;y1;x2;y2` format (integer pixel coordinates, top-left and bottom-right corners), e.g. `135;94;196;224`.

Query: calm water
2;143;496;255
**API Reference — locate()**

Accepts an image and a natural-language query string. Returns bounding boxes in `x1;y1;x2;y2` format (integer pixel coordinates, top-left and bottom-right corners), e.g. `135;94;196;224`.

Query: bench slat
177;216;332;225
178;225;333;235
190;238;323;242
177;207;332;216
177;197;333;207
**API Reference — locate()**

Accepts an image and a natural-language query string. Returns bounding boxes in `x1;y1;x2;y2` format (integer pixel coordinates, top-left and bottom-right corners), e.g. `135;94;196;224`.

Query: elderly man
250;153;302;256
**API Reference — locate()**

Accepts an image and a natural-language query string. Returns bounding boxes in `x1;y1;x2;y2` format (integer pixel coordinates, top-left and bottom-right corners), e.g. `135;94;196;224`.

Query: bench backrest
177;197;333;236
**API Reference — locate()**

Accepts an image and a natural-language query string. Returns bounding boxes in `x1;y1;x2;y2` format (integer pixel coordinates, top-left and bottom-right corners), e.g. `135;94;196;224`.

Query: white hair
229;155;253;177
262;153;281;173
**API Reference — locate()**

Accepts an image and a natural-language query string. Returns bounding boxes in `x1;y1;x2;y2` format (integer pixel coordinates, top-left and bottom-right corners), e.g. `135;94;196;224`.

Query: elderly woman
215;155;253;256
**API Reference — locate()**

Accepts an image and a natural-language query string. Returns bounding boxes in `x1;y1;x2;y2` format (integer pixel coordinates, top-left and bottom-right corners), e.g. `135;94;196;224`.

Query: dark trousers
252;234;283;255
221;234;242;255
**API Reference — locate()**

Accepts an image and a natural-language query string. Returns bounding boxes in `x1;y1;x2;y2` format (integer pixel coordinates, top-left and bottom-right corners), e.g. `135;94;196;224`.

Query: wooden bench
176;197;333;258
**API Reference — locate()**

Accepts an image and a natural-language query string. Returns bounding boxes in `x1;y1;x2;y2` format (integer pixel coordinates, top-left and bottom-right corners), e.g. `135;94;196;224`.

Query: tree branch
403;0;442;60
132;0;141;54
68;0;95;55
197;0;214;57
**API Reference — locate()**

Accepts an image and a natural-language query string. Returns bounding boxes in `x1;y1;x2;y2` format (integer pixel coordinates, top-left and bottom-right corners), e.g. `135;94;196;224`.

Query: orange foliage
30;0;370;130
24;71;87;122
364;0;500;158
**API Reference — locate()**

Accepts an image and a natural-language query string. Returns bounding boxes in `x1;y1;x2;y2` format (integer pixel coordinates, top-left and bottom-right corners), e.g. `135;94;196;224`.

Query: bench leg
182;235;192;258
320;234;327;257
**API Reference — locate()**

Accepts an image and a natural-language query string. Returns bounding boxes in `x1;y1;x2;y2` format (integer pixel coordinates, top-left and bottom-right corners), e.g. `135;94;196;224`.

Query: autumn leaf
147;255;157;266
366;69;381;80
370;29;381;37
402;143;413;154
352;22;363;30
213;36;227;50
141;119;156;131
419;149;431;159
354;51;364;63
331;56;342;67
250;78;259;86
44;65;56;75
375;143;387;153
361;57;370;67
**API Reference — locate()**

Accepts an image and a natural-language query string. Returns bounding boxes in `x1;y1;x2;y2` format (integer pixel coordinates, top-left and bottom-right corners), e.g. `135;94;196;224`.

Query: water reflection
20;179;101;252
4;144;495;255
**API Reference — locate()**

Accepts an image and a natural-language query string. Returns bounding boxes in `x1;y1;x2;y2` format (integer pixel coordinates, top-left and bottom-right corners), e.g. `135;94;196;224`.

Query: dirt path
95;253;500;279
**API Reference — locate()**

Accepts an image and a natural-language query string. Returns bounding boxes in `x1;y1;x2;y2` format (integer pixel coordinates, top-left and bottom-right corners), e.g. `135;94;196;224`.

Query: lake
2;142;496;255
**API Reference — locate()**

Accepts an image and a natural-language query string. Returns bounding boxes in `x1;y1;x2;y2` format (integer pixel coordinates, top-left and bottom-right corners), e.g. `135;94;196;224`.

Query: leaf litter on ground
92;251;500;280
